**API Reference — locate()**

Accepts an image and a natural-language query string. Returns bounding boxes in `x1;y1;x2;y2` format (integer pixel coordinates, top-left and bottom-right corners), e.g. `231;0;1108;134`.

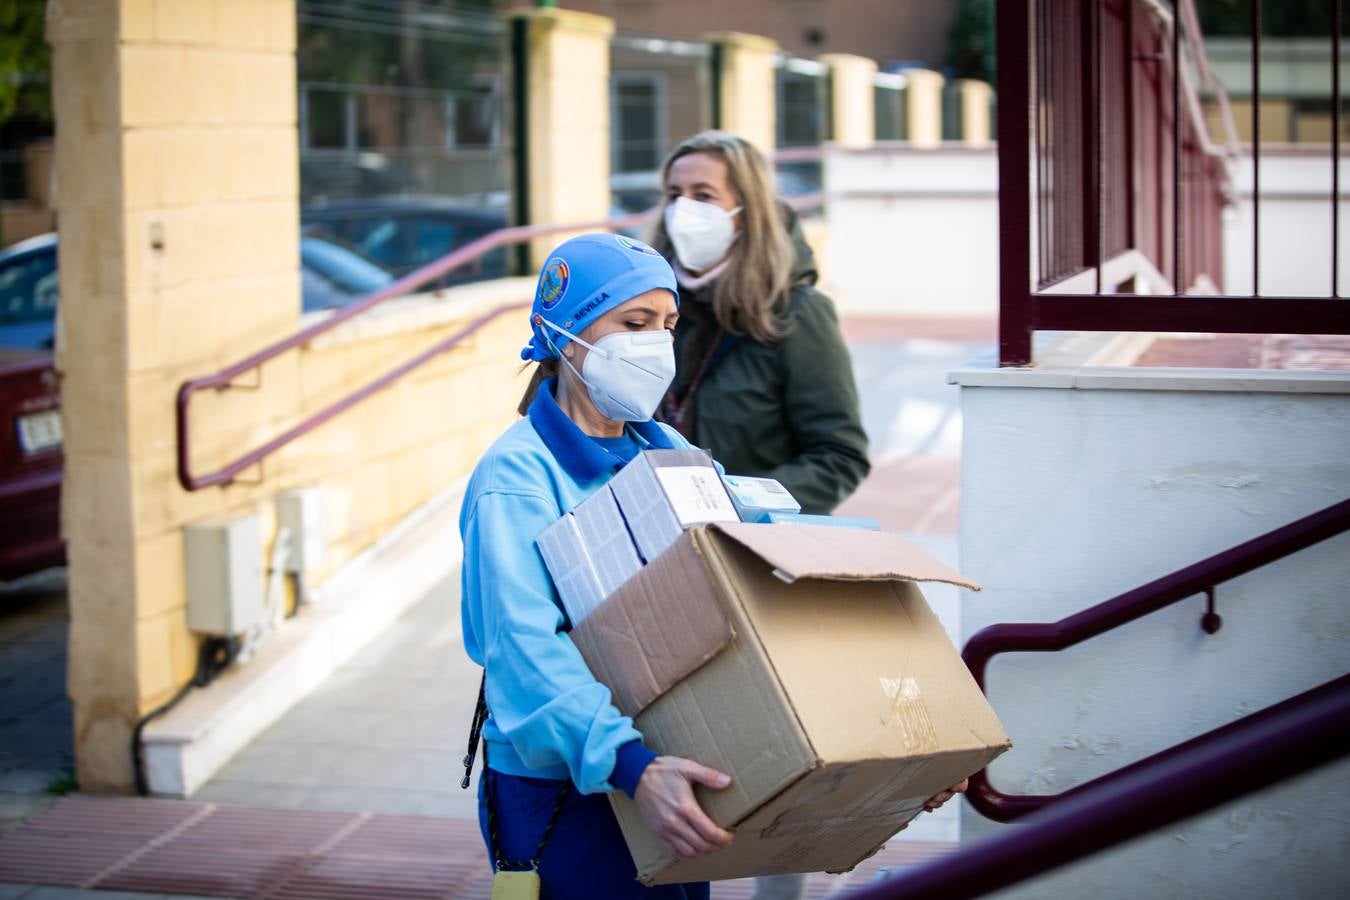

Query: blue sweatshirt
460;379;693;796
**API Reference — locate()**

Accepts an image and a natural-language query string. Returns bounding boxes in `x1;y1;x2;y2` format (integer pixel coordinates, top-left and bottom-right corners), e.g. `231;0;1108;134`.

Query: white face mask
664;196;742;273
544;321;676;422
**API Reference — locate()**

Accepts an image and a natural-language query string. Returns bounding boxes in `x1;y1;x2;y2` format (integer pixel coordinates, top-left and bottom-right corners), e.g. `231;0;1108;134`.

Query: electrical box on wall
184;515;265;636
276;487;325;574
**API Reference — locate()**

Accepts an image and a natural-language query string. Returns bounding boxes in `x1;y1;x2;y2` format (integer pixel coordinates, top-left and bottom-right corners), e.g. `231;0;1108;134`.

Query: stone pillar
708;32;778;155
958;79;994;148
513;7;614;268
820;53;878;150
48;0;299;792
904;68;945;149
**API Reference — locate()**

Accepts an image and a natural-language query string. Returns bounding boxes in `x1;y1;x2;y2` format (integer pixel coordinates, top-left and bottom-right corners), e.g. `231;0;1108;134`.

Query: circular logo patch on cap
615;234;662;256
537;257;570;309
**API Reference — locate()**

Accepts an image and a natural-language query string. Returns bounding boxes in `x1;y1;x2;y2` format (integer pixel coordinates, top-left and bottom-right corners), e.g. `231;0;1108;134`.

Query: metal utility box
184;515;265;636
276;487;325;574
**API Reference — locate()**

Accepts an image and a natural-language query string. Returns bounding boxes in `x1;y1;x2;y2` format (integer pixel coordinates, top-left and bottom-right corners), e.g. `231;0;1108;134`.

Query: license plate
17;409;62;454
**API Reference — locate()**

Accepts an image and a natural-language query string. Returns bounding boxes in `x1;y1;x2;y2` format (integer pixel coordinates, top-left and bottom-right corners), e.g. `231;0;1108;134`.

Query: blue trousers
478;767;710;900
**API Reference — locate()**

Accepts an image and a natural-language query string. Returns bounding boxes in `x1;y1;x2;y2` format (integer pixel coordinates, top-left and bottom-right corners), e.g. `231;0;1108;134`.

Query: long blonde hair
648;131;795;344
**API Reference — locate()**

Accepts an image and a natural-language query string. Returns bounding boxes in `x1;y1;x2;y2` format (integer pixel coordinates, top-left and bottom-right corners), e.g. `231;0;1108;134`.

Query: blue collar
527;378;674;483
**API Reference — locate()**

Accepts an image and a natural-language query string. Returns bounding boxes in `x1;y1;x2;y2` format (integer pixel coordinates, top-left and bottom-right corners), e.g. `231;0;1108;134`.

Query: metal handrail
841;673;1350;899
961;497;1350;822
176;190;825;490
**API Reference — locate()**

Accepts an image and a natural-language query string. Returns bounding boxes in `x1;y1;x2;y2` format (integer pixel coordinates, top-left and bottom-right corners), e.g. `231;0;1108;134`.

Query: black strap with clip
463;671;571;873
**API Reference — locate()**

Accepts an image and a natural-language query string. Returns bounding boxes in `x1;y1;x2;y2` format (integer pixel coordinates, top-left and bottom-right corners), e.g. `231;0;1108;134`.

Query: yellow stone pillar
958;79;994;148
820;53;878;150
48;0;299;792
708;32;778;155
904;68;945;149
513;7;615;267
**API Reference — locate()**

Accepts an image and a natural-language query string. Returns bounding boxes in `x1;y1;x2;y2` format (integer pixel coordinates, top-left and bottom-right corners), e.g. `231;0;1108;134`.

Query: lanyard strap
482;742;571;872
465;672;572;872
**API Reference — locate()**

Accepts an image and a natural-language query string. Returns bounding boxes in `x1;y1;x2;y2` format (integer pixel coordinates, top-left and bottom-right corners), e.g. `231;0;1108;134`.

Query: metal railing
961;497;1350;822
998;0;1350;366
176;188;824;491
839;673;1350;899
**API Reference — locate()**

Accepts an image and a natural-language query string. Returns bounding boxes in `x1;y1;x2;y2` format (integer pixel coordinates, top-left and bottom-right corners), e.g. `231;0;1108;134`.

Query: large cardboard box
571;522;1011;884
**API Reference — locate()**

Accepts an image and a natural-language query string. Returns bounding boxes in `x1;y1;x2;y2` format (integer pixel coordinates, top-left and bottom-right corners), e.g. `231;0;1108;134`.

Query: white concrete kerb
142;476;470;797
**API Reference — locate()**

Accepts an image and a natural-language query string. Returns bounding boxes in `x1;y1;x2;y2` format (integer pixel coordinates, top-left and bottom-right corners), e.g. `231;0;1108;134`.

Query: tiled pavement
0;796;955;900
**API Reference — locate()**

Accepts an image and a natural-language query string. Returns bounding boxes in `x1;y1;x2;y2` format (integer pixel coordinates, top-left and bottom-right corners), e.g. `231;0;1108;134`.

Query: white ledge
948;333;1350;394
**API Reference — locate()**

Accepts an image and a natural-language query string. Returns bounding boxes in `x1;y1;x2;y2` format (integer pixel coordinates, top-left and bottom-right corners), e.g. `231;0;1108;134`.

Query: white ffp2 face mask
544;322;676;422
664;196;741;273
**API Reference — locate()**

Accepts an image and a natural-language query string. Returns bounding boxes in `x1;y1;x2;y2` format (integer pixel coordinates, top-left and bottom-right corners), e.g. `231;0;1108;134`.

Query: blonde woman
651;130;870;516
651;131;962;900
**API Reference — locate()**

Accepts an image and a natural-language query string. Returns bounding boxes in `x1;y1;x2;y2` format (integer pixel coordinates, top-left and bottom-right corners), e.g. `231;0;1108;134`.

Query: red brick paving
1133;333;1350;370
836;457;961;534
0;795;955;899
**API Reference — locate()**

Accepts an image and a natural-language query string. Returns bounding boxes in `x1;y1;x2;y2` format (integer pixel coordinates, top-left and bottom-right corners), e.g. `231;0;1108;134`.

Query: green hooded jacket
660;211;870;515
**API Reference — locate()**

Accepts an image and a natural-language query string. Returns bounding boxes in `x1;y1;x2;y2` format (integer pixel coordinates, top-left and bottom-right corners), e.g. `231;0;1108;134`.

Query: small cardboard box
721;475;802;523
608;449;740;563
571;522;1010;884
538;486;644;624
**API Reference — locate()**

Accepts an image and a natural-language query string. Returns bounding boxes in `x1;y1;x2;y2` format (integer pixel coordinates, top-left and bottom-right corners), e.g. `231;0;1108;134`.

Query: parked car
301;199;511;280
0;353;62;583
0;231;396;583
300;197;645;282
0;233;397;353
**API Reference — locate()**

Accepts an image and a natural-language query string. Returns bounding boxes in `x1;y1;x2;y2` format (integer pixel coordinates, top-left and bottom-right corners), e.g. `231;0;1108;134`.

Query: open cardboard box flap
710;522;981;591
572;523;981;719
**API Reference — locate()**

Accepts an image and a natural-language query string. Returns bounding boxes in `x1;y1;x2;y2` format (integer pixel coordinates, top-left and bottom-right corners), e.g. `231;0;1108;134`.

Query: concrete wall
954;363;1350;898
822;144;997;317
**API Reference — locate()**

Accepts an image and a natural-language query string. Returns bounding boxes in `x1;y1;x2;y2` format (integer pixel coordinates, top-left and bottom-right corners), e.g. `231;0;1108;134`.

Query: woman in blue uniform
460;233;731;899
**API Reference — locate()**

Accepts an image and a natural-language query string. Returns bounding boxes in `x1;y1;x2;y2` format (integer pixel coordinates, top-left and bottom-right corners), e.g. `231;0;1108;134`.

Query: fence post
904;68;946;149
510;7;615;269
821;53;878;150
706;32;778;154
958;79;994;148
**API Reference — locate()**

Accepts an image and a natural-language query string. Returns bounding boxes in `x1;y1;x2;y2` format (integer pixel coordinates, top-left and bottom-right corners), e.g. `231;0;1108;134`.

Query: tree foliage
946;0;995;84
1197;0;1336;36
0;0;52;127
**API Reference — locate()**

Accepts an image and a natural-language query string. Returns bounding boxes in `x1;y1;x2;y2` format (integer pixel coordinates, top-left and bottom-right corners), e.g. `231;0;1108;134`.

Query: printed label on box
654;467;740;525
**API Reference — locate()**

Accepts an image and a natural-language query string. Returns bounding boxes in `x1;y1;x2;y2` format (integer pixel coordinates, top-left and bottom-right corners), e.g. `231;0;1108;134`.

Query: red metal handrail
960;497;1350;823
840;673;1350;899
176;191;824;490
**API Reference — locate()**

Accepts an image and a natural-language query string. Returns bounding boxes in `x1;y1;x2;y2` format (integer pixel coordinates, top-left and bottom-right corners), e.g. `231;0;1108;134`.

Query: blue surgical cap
521;233;678;362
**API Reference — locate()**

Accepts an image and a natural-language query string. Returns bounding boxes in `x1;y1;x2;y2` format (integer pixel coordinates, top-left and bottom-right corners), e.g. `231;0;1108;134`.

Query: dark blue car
0;232;397;352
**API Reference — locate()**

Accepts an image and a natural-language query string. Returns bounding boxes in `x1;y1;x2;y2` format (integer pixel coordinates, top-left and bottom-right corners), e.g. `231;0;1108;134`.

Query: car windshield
0;248;59;326
300;236;395;296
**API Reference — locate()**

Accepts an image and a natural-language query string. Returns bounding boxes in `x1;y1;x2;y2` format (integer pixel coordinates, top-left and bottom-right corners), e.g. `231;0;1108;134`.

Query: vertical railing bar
1124;0;1136;266
1252;0;1261;297
1333;0;1341;298
1094;0;1104;295
1172;0;1182;295
998;0;1035;365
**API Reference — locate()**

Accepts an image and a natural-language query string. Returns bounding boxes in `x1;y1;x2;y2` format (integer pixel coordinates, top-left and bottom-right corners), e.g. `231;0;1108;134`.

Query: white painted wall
954;363;1350;899
822;144;998;317
819;145;1350;311
1222;149;1350;297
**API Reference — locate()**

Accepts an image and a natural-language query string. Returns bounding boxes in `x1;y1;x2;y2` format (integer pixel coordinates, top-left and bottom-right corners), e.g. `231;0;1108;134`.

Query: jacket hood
781;202;819;290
